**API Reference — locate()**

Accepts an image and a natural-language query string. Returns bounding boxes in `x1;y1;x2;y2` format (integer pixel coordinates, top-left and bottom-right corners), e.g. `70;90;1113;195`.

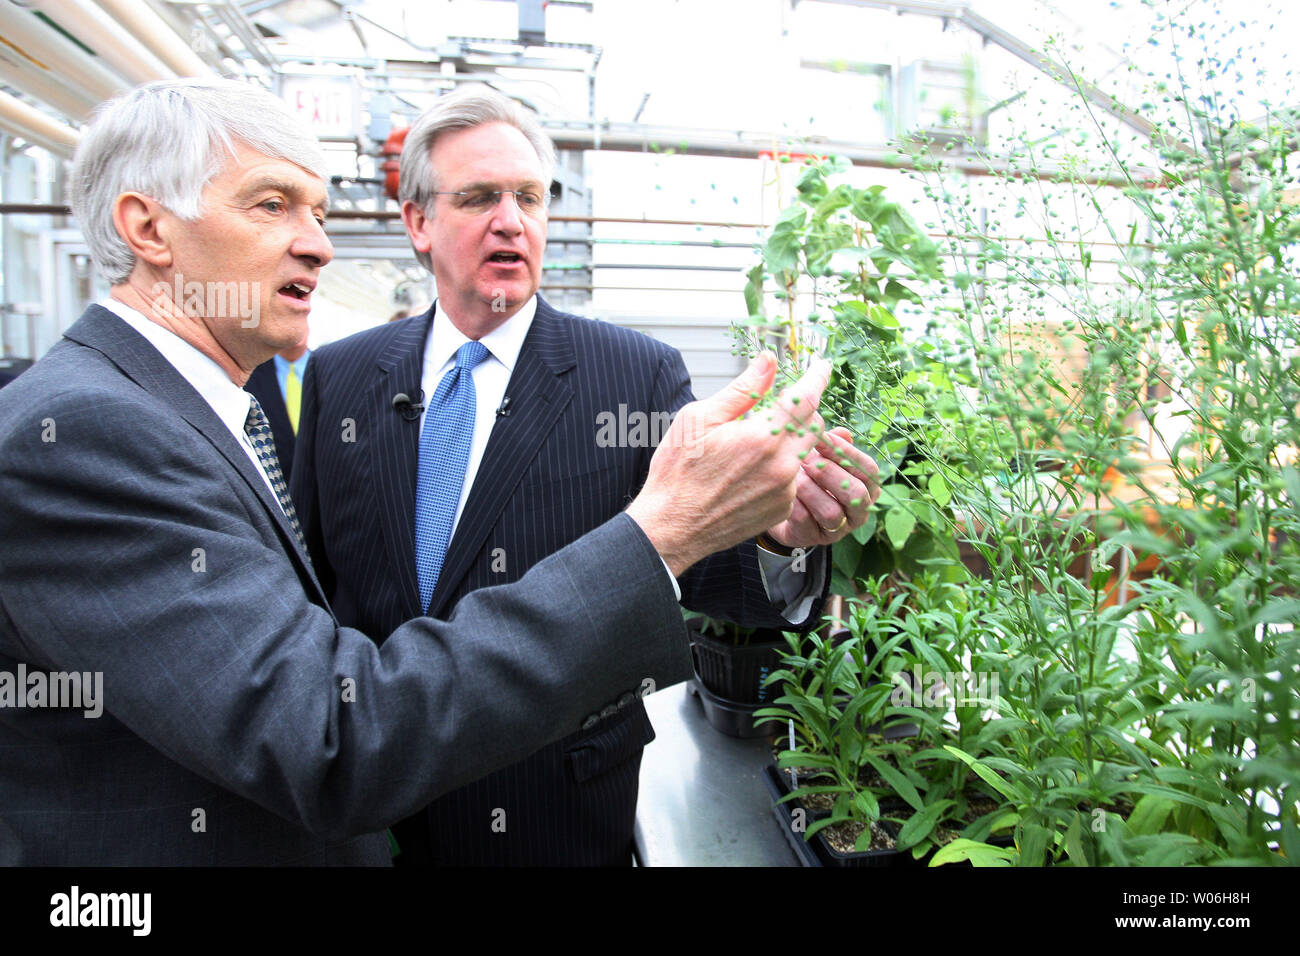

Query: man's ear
400;200;432;255
113;192;172;269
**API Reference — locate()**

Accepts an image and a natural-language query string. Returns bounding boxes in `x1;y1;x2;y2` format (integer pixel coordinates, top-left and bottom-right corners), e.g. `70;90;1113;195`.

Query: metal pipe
0;1;129;102
0;90;80;155
27;0;174;86
0;50;99;120
585;263;745;272
539;284;739;294
91;0;213;76
0;205;1157;259
555;214;765;227
0;203;71;214
293;209;773;228
547;127;1154;187
206;1;277;71
584;238;760;249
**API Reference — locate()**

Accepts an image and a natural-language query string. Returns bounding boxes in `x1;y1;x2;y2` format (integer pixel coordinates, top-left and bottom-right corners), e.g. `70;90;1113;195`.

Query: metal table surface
634;681;797;866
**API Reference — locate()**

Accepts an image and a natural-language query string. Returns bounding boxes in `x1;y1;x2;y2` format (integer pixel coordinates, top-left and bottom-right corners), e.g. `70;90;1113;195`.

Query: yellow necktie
285;365;302;435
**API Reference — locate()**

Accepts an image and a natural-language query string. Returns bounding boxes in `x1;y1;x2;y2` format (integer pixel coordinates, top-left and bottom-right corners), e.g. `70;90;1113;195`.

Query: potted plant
756;585;920;865
684;615;788;738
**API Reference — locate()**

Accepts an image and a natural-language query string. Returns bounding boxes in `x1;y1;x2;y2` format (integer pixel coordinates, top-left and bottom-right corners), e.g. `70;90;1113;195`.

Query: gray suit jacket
0;305;692;865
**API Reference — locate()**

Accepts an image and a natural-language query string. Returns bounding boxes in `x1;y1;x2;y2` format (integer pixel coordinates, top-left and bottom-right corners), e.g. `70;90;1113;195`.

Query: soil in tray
820;818;897;854
776;766;838;814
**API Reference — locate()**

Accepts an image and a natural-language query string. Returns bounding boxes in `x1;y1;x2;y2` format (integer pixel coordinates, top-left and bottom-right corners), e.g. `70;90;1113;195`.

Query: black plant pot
761;764;901;868
689;626;787;705
813;821;901;868
686;679;783;739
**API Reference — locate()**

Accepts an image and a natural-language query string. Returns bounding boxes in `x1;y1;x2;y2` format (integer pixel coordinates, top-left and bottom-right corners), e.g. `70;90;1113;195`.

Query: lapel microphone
496;396;513;418
392;390;426;421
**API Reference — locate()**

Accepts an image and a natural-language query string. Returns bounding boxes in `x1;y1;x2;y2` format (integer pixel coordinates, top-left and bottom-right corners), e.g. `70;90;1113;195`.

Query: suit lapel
428;298;576;617
64;305;329;608
367;311;432;623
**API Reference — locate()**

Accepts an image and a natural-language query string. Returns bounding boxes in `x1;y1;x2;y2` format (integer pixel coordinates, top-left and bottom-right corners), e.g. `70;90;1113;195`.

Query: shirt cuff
754;545;825;624
660;555;682;601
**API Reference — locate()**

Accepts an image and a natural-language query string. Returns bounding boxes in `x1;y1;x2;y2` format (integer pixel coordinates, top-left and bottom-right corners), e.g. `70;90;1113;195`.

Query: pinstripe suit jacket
0;304;693;865
291;297;827;865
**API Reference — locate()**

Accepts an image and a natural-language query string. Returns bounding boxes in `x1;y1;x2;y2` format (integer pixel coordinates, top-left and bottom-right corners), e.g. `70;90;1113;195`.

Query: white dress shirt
100;298;285;508
419;297;824;621
417;297;536;534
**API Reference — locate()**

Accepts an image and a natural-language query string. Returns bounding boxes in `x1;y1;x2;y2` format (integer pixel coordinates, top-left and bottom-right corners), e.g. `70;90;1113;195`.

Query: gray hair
69;78;329;285
398;85;556;271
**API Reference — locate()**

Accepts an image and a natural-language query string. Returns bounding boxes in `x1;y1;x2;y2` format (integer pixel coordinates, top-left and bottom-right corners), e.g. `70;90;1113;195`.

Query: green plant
759;578;1006;858
682;611;774;646
739;156;969;591
874;574;1011;859
903;4;1300;865
757;584;914;850
752;0;1299;866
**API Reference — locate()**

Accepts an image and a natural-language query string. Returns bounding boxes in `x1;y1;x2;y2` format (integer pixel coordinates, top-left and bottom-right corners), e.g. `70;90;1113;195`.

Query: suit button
582;714;599;730
600;703;618;719
617;692;635;710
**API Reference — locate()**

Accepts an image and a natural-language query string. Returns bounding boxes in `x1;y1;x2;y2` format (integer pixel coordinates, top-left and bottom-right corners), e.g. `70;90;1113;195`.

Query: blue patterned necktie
244;395;309;557
415;340;490;611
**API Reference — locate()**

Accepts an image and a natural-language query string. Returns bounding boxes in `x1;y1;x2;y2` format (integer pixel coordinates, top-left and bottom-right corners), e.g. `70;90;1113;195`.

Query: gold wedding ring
819;515;848;534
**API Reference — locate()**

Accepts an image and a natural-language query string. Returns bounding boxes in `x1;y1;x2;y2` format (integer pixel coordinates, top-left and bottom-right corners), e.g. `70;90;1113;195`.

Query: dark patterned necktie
244;395;309;557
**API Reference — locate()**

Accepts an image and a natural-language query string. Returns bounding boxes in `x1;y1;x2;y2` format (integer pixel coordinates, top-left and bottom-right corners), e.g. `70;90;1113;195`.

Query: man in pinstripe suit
291;87;880;865
1;78;848;865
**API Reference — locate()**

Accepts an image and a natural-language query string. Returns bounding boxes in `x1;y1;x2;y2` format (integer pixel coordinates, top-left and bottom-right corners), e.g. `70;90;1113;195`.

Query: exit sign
279;73;359;138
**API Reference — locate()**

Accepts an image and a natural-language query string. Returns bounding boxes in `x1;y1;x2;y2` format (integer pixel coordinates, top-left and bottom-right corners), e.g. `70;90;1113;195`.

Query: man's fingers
801;455;869;511
793;469;844;530
817;429;880;482
806;431;882;511
754;359;831;455
696;351;778;428
775;358;832;425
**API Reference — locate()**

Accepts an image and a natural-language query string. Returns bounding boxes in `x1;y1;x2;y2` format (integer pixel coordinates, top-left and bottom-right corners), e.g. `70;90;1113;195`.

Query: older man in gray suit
0;79;831;865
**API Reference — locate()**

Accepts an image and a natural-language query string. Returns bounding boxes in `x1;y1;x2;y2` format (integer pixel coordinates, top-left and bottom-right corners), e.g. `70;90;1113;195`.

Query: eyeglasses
434;188;550;217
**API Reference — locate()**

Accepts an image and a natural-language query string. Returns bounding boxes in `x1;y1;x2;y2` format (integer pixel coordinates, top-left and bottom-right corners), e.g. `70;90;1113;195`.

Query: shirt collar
98;297;255;438
427;296;537;376
273;350;311;377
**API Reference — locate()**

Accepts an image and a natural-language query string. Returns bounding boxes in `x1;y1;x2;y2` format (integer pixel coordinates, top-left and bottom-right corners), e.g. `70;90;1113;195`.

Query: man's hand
625;353;829;577
763;427;882;549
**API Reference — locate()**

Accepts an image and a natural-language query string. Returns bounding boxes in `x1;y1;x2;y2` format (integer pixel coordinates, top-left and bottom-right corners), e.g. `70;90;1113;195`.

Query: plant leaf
1126;794;1175;836
943;745;1029;803
930;838;1014;867
898;799;955;849
862;754;924;812
884;507;917;550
